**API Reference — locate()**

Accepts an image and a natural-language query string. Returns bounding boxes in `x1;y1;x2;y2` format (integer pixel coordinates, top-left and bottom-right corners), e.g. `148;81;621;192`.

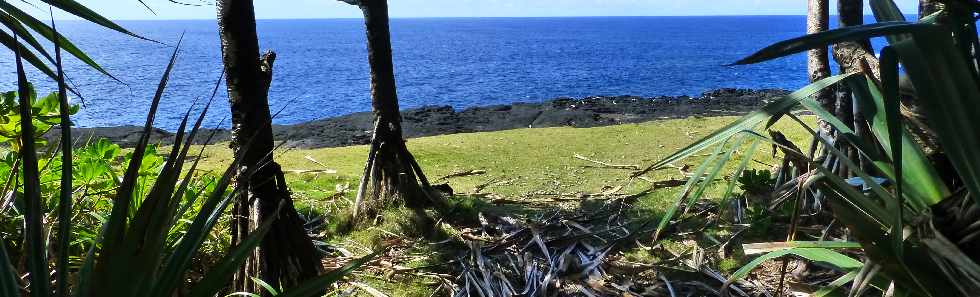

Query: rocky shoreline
47;88;788;149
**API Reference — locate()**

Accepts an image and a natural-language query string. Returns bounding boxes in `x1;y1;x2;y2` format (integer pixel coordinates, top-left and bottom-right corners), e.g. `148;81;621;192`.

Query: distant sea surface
0;16;885;129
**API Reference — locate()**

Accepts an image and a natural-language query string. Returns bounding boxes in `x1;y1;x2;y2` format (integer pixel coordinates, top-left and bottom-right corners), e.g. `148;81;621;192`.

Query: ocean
0;16;886;129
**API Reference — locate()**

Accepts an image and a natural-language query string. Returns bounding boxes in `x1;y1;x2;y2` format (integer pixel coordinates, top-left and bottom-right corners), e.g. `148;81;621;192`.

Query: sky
44;0;922;20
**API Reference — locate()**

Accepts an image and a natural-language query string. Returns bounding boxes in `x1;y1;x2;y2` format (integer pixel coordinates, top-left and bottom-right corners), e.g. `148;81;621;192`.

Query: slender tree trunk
808;0;844;179
806;0;830;92
807;0;834;134
216;0;323;295
833;0;879;78
348;0;447;221
832;0;879;175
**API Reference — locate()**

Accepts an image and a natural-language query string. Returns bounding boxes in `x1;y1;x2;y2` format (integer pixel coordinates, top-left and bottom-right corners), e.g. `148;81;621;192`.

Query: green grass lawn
187;115;812;296
193;115;810;214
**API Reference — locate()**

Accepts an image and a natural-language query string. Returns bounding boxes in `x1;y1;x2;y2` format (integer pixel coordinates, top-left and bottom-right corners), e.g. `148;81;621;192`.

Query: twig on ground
574;154;641;170
350;282;390;297
473;178;517;193
283;168;338;174
436;169;487;181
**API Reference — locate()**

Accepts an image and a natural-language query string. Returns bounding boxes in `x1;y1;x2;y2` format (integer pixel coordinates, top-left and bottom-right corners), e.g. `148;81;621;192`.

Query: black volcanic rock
44;89;790;149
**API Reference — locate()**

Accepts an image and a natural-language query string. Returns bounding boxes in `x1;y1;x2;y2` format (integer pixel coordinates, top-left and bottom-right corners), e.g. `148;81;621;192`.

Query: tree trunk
216;0;323;295
349;0;447;221
832;0;879;175
833;0;880;78
808;0;848;178
807;0;834;133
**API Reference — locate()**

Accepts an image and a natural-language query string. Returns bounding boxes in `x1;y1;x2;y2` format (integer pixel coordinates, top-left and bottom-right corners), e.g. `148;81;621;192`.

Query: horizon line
84;14;896;22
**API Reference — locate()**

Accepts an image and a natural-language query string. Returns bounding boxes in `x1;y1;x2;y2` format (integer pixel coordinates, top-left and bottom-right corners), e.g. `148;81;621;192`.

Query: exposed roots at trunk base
351;121;449;228
230;162;325;296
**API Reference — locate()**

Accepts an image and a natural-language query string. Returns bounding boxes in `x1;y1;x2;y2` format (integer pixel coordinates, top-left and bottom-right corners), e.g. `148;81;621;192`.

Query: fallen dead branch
473;177;518;193
574;154;641;170
283;168;338;174
350;281;389;297
638;177;688;189
436;169;488;181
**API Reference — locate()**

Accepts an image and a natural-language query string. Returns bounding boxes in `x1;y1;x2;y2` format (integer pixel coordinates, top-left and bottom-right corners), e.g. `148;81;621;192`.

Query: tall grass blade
846;75;946;208
0;10;54;62
125;107;191;241
168;73;222;215
113;108;193;294
0;242;18;297
877;47;905;257
689;135;746;208
152;157;241;297
50;12;72;297
869;0;906;22
718;138;760;214
0;29;61;84
95;35;182;294
186;201;282;297
653;137;730;240
0;2;118;80
891;31;980;207
38;0;154;42
813;270;858;297
869;0;911;45
71;245;96;297
14;28;50;297
277;251;382;297
817;171;957;296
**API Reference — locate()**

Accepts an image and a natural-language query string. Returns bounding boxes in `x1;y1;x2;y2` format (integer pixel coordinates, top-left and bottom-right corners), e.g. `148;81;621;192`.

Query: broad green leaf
813;270;858;297
639;73;855;174
729;247;862;283
848;75;947;208
869;0;911;44
732;22;933;65
742;241;862;255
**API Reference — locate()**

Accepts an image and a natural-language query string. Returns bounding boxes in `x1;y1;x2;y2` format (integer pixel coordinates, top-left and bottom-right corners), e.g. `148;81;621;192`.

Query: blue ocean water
0;16;874;129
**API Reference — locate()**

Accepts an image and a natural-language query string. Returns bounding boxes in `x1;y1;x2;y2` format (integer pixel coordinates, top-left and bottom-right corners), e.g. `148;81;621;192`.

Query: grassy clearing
192;115;810;213
185;115;812;296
